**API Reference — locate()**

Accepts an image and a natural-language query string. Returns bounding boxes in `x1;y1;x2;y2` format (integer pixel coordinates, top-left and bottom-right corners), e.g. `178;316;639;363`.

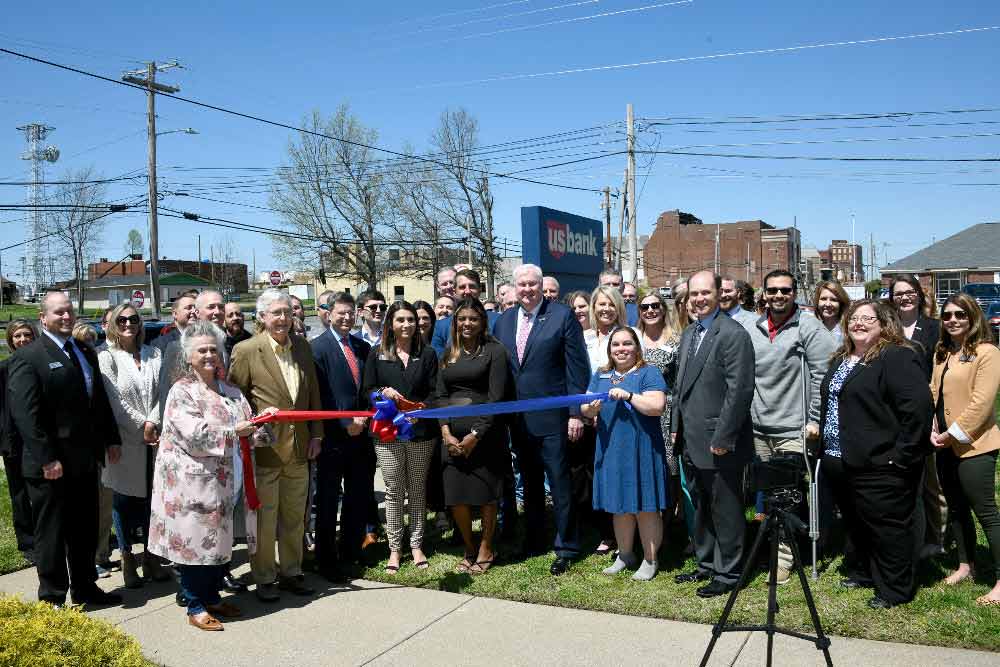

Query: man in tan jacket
229;289;323;602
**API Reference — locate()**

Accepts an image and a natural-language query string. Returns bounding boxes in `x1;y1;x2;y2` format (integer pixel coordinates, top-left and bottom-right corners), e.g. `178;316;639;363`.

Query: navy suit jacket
311;329;371;447
494;299;590;437
430;310;500;357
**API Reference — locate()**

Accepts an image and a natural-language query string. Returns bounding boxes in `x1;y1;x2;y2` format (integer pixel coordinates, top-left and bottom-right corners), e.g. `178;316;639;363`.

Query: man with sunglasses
738;269;836;584
355;290;387;348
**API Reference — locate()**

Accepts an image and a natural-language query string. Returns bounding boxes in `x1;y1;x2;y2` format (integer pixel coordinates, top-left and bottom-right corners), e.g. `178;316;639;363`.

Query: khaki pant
754;435;805;571
251;460;309;584
96;476;114;563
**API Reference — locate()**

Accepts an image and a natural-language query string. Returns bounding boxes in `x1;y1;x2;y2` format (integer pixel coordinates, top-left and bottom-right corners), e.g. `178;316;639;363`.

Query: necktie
341;336;360;386
516;311;532;364
63;340;82;372
687;322;704;365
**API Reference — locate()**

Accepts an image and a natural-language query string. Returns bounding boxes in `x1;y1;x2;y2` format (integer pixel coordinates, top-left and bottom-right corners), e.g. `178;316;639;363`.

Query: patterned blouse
822;358;857;458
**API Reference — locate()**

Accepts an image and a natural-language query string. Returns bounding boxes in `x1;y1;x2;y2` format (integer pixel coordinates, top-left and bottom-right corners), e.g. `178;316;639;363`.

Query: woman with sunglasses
97;303;167;588
930;293;1000;606
818;300;932;609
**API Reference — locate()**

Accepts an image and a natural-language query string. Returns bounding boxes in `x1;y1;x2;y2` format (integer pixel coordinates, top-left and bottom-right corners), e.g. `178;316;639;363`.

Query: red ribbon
238;435;261;511
250;409;375;424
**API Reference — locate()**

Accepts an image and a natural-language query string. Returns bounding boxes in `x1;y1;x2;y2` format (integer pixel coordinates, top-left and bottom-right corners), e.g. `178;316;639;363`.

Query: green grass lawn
1;396;998;651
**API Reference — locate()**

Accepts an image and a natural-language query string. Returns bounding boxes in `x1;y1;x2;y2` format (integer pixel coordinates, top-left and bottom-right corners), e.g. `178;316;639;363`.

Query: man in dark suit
151;290;198;354
494;263;590;575
311;291;373;580
7;292;122;607
430;268;500;356
671;270;756;598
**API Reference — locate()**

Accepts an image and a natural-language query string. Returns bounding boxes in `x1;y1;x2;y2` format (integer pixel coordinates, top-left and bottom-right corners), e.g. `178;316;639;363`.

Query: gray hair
543;276;560;290
256;288;291;317
179;320;227;378
513;263;543;283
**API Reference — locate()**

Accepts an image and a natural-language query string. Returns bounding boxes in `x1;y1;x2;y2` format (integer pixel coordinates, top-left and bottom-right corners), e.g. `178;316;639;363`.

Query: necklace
461;343;482;357
610;367;635;385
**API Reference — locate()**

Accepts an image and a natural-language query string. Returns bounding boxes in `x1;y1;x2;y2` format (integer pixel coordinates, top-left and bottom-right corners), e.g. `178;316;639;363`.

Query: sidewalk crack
358;596;475;666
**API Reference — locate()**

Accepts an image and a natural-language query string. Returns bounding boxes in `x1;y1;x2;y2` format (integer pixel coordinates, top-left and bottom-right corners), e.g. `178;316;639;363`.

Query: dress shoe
175;591;189;607
839;577;874;590
188;612;224;631
255;582;280;602
696;580;736;599
222;573;248;593
867;595;895;610
674;570;711;584
277;575;315;596
121;552;143;589
550;557;571;576
71;587;123;607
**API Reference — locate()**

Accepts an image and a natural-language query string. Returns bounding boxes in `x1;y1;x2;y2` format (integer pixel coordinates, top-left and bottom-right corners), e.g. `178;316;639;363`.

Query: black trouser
819;454;861;575
315;440;373;568
845;462;921;605
567;425;614;544
2;454;34;552
25;471;99;604
937;448;1000;579
512;428;579;559
685;455;746;586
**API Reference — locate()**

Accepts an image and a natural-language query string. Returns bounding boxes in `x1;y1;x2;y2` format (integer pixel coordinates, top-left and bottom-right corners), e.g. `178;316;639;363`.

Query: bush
0;595;154;667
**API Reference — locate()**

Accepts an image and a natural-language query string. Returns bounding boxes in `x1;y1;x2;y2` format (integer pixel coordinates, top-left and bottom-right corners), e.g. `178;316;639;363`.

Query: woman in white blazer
98;302;165;588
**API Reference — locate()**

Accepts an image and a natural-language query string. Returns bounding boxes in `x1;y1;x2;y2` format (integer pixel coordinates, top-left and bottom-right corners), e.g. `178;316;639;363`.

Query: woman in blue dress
581;327;669;581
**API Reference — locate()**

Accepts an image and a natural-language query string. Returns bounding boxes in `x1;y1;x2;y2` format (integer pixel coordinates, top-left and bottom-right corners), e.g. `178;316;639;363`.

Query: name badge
599;373;612;379
378;353;390;361
49;361;64;370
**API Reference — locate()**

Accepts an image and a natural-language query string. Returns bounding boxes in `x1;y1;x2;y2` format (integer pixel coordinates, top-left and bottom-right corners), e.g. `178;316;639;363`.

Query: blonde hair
637;292;680;343
105;303;144;349
72;322;98;347
589;286;628;331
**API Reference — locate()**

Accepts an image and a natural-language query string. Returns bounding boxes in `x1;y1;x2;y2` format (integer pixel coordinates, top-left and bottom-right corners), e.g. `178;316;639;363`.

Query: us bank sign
521;206;604;293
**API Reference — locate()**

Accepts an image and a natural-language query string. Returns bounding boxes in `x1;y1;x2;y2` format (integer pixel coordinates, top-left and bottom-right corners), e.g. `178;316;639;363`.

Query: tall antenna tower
17;123;60;297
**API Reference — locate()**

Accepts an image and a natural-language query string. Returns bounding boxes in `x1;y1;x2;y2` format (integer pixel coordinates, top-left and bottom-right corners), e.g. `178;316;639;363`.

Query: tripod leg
786;516;834;667
765;515;781;667
699;514;773;667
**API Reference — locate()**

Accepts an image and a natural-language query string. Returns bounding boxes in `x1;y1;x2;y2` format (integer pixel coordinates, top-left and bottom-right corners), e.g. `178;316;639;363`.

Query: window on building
393;285;405;301
935;272;962;303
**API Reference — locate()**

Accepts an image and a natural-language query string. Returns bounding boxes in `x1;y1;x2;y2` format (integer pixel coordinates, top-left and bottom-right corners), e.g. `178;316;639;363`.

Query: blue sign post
521;206;604;293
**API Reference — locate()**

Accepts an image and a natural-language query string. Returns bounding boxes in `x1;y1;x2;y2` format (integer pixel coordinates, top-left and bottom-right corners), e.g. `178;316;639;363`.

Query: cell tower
17;123;60;297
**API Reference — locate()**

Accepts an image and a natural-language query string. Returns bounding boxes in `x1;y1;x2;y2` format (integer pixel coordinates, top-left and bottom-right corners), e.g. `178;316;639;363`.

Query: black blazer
819;344;933;469
7;335;120;478
670;311;755;470
908;314;941;381
0;359;20;458
361;344;438;441
312;328;371;445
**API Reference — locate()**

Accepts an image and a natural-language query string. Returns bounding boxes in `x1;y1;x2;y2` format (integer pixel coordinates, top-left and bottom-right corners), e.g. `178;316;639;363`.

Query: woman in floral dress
148;320;273;631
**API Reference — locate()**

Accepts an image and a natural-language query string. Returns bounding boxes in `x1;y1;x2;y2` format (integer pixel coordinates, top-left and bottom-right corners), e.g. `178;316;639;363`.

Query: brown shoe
205;601;242;618
361;532;378;550
188;612;223;631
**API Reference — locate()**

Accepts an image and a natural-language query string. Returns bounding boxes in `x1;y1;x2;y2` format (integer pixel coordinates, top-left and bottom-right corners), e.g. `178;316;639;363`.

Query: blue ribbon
406;392;611;420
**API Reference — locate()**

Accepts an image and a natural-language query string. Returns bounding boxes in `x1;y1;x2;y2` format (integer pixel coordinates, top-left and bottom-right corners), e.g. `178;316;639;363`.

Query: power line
406;25;1000;88
397;0;599;36
641;149;1000;162
380;0;532;30
0;46;606;194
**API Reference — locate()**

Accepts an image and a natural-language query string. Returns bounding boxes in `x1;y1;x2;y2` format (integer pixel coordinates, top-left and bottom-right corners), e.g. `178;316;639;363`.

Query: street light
156;127;199;137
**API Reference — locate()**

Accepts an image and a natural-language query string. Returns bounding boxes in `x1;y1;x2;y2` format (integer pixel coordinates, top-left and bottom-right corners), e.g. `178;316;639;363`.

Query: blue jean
111;492;150;550
179;564;224;615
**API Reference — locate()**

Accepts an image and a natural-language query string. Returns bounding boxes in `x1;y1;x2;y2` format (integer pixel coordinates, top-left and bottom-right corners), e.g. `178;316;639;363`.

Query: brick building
643;210;800;289
825;240;865;283
881;222;1000;303
88;254;249;296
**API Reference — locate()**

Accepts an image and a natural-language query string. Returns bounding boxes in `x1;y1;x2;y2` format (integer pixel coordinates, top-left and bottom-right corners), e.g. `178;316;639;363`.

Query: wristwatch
470;429;479;440
626;392;634;403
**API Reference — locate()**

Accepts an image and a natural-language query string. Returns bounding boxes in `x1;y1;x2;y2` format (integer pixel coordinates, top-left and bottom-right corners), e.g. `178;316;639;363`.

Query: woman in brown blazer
930;292;1000;606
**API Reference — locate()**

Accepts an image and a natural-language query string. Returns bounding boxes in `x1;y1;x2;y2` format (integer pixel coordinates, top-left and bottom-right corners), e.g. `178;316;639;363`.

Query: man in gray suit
671;270;755;598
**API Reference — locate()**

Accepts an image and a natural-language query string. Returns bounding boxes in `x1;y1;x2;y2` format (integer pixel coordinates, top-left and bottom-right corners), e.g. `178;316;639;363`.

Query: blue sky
1;0;998;284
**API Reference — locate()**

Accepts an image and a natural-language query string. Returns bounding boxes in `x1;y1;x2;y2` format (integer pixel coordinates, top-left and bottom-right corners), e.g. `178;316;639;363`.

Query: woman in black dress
437;298;509;575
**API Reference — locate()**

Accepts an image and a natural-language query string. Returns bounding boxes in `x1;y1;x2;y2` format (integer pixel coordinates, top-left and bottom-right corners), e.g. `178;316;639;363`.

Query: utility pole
850;212;857;283
869;232;876;282
123;61;181;320
616;169;627;272
626;104;638;284
601;187;612;266
197;234;202;276
714;223;720;274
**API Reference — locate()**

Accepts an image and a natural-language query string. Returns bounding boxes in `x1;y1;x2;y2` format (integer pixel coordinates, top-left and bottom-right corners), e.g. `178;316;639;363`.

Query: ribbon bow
369;392;422;442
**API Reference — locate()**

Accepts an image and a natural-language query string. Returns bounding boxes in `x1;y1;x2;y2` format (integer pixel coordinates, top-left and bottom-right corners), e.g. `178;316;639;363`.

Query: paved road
2;559;997;666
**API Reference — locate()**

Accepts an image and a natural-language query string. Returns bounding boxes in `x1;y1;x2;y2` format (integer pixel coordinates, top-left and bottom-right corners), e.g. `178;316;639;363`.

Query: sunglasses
892;290;919;300
941;310;969;321
765;287;794;296
638;303;661;311
116;315;141;327
364;304;388;313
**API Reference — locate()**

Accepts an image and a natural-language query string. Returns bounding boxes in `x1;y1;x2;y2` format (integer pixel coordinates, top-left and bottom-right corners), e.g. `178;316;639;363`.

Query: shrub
0;595;154;667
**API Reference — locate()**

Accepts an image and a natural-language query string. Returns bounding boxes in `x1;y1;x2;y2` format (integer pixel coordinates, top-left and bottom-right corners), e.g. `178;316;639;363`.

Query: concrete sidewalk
1;560;997;667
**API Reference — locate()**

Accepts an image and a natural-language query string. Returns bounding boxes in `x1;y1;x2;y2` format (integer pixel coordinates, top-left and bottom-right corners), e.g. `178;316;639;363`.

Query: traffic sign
130;289;145;308
269;270;282;286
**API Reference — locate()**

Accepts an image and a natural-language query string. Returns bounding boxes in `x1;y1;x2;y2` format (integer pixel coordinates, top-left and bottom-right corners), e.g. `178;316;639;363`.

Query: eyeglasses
847;315;878;325
892;290;918;301
941;310;969;321
765;287;794;296
638;303;661;311
116;315;141;327
364;303;388;313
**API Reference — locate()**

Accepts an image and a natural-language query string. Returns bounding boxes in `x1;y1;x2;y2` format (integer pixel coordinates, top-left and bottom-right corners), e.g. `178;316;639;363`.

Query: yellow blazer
930;343;1000;458
228;332;323;467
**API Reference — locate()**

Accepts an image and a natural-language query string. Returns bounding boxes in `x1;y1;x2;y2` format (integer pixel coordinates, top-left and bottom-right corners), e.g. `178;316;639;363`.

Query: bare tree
428;109;501;298
124;228;143;256
269;106;393;291
46;167;107;313
209;236;242;298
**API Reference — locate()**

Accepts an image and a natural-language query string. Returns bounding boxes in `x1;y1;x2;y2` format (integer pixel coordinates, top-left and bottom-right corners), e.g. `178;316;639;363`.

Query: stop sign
130;289;145;308
269;270;282;286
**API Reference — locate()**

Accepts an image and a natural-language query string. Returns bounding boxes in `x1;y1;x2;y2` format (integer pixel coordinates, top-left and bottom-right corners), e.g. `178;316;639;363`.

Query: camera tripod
699;490;833;667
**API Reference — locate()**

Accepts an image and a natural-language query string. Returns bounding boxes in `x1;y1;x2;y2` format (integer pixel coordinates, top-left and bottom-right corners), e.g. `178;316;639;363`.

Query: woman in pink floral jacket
148;321;273;631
